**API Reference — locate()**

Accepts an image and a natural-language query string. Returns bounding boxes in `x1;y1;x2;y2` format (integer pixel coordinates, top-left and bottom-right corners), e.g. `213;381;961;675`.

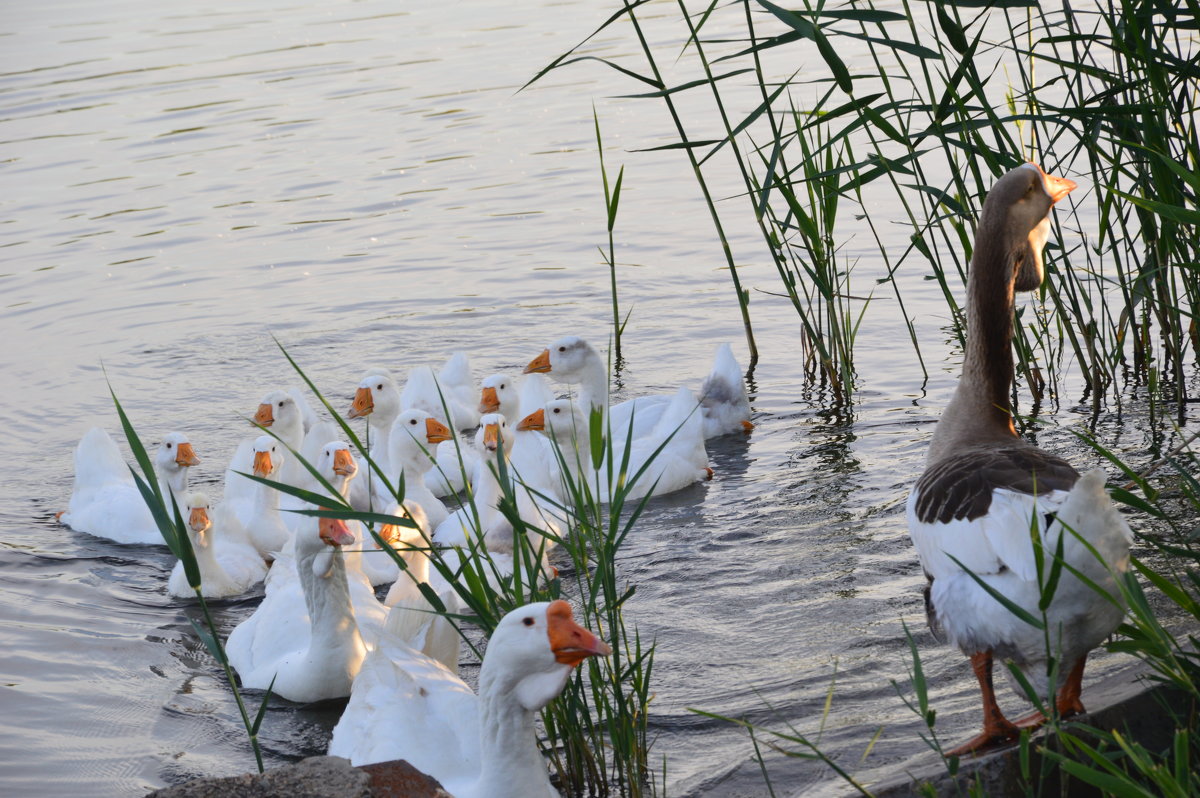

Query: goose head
388;409;452;466
981;163;1076;292
251;435;284;479
315;440;358;487
482;600;611;712
518;399;585;445
524;336;598;380
185;492;212;546
479;374;519;418
475;413;514;460
294;509;357;577
349;372;401;423
157;432;200;474
254;390;303;432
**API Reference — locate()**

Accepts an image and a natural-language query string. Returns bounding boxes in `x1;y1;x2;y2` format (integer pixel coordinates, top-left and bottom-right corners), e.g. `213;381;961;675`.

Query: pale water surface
0;1;1188;796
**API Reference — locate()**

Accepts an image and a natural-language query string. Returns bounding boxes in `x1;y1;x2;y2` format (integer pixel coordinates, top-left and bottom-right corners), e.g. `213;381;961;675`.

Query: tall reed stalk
594;108;629;367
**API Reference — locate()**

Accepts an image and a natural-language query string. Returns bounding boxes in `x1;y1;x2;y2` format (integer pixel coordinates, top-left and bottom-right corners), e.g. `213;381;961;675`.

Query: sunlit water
1;1;1193;796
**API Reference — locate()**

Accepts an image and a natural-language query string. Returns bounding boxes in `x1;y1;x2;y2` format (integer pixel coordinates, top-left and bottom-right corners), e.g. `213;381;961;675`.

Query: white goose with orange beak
311;439;430;589
432;414;563;558
232;435;291;559
167;492;266;599
226;512;370;703
329;600;610;798
61;428;200;546
524;338;752;440
376;409;453;528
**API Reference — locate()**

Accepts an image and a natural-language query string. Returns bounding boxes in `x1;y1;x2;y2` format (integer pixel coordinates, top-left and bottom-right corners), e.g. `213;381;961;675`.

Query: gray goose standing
906;163;1134;757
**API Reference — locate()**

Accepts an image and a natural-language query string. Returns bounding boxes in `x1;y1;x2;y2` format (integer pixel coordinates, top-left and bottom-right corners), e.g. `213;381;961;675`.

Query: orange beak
517;408;545;432
375;523;401;549
254;403;274;427
175;442;201;467
546;600;612;667
479;385;500;413
425;417;452;444
319;515;356;546
1031;163;1077;204
524;349;552;374
483;422;500;452
188;506;210;534
348;386;374;419
333;448;356;477
252;450;274;477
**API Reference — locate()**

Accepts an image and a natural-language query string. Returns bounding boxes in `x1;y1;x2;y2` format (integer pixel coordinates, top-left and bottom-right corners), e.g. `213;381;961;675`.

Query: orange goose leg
1013;655;1088;729
946;650;1020;757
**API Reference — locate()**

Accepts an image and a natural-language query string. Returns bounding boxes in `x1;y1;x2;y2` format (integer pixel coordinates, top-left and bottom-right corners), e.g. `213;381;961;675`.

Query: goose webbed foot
946;650;1022;758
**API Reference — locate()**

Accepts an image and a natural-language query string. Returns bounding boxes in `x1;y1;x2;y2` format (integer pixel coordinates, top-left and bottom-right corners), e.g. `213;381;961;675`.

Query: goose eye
278;401;285;407
500;383;506;390
166;443;173;448
552;408;560;414
558;346;566;352
377;383;384;390
410;419;417;425
522;617;535;627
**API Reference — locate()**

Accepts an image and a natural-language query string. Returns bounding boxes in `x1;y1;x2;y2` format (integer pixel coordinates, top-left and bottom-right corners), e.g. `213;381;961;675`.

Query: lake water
1;1;1192;796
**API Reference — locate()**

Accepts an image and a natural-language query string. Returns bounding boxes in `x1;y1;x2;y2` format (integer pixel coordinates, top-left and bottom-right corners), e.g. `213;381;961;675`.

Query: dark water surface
1;1;1189;796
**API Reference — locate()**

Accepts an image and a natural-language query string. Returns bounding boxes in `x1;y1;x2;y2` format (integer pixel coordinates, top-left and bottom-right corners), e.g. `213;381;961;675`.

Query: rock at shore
147;756;451;798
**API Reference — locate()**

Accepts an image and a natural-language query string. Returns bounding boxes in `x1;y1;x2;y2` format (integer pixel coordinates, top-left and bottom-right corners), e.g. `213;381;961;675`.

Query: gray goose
906;163;1134;756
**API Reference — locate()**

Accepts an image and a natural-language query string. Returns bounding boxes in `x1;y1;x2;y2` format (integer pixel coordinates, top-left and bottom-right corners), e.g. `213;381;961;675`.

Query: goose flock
57;164;1139;786
59;335;751;789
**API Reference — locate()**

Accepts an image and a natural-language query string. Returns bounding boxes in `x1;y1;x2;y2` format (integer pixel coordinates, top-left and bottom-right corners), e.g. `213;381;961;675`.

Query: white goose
308;439;429;589
375;409;453;529
519;390;710;502
480;373;559;503
224;389;317;529
524;337;752;440
167;492;266;599
328;599;611;798
60;428;200;545
231;435;291;560
226;513;368;703
433;414;562;557
906;163;1133;756
347;369;403;500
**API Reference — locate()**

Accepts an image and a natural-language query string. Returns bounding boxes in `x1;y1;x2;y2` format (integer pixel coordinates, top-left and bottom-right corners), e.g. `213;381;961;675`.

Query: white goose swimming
61;428;200;545
327;599;611;798
167;492;266;599
519;389;710;502
433;414;561;557
906;163;1133;756
226;513;368;703
524;337;752;439
375;409;453;529
347;369;403;495
230;435;291;560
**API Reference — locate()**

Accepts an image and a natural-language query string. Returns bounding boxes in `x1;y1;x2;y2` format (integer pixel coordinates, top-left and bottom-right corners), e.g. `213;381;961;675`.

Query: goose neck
930;233;1021;461
298;545;361;649
474;671;553;797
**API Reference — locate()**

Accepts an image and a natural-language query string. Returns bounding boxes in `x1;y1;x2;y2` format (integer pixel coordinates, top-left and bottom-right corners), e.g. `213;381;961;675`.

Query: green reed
533;0;1197;411
594;108;630;368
